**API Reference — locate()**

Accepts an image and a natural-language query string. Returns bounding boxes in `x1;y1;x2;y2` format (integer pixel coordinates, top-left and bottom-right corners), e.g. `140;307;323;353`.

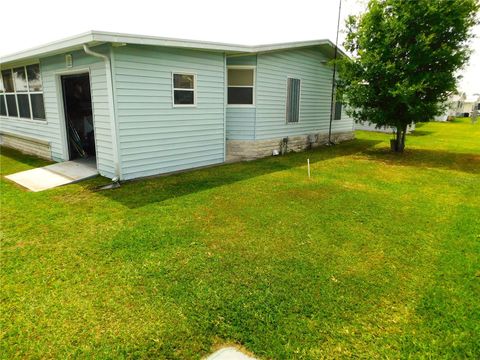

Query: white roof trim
0;30;347;65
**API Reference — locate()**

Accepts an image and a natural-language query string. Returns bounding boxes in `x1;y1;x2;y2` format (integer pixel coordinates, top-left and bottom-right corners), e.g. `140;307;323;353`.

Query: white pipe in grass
307;158;311;178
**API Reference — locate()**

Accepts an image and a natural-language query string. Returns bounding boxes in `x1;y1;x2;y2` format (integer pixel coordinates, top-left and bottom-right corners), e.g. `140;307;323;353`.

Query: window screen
228;68;254;105
2;70;14;93
334;101;342;120
0;76;5;116
30;94;46;119
13;67;28;92
27;64;43;92
6;95;18;117
0;95;6;116
17;94;31;118
286;78;301;123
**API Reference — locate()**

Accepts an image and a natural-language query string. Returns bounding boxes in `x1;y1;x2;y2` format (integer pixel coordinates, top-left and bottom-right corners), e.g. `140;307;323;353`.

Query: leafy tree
337;0;479;151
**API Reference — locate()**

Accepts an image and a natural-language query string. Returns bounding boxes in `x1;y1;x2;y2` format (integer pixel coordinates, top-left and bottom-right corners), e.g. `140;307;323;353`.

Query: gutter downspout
83;44;121;180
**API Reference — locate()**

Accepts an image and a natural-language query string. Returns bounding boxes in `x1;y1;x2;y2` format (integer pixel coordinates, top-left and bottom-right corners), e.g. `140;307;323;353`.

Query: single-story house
0;31;354;180
434;93;466;121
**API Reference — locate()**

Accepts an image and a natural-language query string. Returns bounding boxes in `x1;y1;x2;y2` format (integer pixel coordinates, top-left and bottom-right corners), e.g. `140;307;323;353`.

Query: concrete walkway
5;158;98;192
206;347;256;360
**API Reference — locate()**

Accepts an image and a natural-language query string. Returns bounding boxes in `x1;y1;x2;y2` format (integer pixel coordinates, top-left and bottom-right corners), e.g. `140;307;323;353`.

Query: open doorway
61;73;96;161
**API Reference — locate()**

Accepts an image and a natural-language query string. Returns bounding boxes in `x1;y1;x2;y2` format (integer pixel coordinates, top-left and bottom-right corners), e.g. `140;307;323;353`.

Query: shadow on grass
0;146;52;175
362;147;480;174
98;139;382;209
409;130;434;137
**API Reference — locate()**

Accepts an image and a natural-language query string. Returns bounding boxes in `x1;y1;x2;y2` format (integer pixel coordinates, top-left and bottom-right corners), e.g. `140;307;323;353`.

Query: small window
173;73;195;106
334;101;342;120
227;67;255;105
286;78;301;123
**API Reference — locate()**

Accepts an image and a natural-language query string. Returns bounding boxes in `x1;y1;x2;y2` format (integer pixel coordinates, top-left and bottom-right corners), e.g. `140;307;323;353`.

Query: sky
0;0;478;96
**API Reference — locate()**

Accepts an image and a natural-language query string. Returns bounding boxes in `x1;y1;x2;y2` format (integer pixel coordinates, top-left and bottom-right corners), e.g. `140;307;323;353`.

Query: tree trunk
392;125;407;152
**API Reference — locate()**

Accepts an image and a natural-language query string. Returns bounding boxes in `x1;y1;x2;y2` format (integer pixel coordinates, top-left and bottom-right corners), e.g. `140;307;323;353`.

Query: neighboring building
461;95;480;117
434;92;466;121
355;122;415;133
0;31;354;180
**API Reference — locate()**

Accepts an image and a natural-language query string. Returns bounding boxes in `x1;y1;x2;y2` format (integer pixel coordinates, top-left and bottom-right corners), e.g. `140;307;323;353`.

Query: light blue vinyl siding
225;55;257;140
0;47;116;178
112;45;225;180
226;107;255;139
226;55;257;66
255;47;354;139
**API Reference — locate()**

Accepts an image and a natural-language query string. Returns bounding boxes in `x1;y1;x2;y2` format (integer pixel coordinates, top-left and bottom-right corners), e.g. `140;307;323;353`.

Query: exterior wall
0;131;51;160
112;45;225;180
2;43;357;181
255;47;354;139
225;107;255;139
227;131;354;161
225;47;354;161
225;55;257;140
0;46;116;178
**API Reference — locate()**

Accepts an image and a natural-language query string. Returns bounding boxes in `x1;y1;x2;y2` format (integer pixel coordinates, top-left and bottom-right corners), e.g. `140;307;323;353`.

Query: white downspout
83;44;121;180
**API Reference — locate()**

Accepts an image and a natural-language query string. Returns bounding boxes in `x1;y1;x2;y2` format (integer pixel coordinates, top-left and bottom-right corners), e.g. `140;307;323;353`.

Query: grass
1;118;479;359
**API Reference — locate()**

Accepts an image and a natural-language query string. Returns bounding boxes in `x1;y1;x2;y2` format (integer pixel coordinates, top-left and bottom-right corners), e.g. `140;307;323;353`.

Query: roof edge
1;30;348;65
1;31;95;64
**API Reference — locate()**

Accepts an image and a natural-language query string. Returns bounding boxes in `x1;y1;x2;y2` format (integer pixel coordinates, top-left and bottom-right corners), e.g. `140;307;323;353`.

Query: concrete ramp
5;158;98;192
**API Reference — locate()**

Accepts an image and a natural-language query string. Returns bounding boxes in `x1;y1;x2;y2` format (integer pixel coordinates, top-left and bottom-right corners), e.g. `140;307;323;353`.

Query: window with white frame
173;73;196;106
286;78;301;123
1;64;46;120
227;67;255;105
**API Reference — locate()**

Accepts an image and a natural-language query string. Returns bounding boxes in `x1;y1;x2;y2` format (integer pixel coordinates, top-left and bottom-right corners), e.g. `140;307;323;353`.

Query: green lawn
1;118;479;359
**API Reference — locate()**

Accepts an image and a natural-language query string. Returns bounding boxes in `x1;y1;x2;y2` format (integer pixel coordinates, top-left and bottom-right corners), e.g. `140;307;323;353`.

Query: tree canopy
337;0;479;151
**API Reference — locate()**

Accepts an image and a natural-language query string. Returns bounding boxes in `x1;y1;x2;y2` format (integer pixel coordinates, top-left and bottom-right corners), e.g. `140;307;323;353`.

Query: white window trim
285;76;301;124
227;65;256;107
172;72;197;108
1;65;46;121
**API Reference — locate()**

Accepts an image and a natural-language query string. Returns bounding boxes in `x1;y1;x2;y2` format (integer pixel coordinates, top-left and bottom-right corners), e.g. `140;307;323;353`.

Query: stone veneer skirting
0;132;52;160
227;131;355;161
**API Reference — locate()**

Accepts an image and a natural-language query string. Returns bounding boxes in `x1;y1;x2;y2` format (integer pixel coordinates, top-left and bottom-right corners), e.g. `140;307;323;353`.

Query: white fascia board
1;30;348;65
91;31;249;53
253;40;328;52
0;32;96;65
255;39;348;58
